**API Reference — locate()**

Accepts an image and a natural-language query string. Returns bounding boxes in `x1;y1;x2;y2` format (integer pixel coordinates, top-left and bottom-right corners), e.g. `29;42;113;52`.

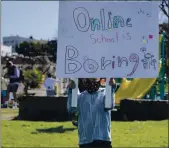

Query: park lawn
1;109;168;147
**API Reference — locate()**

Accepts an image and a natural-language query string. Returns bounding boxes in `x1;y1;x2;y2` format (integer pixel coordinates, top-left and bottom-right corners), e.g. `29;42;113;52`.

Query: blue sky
1;1;59;41
1;1;168;41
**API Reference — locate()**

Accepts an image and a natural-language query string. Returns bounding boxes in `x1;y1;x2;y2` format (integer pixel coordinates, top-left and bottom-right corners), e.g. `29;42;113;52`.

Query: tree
46;40;57;62
23;68;43;96
15;39;57;62
159;0;169;18
15;41;30;56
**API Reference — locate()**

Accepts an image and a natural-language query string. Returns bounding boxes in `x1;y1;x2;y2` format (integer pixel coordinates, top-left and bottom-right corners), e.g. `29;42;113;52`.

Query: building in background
1;45;12;57
3;35;47;52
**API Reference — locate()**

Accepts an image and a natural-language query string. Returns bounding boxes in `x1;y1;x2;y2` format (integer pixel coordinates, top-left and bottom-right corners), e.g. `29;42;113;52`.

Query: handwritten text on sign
57;1;159;78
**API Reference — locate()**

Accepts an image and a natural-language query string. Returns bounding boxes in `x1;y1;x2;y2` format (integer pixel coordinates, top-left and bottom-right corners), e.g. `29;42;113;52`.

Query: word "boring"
65;45;140;77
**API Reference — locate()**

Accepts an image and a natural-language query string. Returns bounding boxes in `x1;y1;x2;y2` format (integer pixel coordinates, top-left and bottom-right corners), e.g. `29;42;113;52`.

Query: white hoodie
44;78;59;90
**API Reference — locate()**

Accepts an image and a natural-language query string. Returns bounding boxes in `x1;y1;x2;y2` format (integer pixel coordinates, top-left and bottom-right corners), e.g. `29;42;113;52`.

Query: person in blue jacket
67;78;116;148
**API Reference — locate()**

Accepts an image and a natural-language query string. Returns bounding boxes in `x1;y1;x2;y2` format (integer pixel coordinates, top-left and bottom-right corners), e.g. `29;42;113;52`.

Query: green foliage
23;69;43;88
114;78;122;83
15;39;57;62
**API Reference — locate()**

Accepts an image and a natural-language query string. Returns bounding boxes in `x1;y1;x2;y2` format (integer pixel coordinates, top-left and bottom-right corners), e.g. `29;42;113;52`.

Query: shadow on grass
35;126;76;134
12;115;72;122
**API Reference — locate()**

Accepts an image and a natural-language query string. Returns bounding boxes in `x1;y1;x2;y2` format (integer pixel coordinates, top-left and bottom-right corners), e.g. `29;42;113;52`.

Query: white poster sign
57;1;159;78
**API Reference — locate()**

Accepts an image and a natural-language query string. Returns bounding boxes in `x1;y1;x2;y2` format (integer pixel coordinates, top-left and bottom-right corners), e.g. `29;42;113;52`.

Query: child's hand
109;78;116;86
67;80;76;89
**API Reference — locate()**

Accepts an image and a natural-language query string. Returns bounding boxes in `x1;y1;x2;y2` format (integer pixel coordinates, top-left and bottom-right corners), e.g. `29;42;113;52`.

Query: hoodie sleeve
53;78;60;83
67;88;80;114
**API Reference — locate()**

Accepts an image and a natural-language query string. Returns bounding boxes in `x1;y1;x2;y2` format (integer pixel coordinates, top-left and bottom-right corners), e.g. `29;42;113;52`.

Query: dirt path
1;114;17;120
1;109;18;120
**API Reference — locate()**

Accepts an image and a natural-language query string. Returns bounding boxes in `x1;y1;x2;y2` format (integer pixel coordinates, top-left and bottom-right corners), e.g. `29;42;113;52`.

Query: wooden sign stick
105;78;112;109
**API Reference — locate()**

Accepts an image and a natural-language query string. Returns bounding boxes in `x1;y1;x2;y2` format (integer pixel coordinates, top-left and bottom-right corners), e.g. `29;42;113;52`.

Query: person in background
3;61;20;108
1;76;8;107
67;78;116;148
44;73;59;96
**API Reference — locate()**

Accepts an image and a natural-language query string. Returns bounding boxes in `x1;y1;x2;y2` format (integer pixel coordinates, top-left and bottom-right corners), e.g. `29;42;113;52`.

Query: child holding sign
67;78;116;148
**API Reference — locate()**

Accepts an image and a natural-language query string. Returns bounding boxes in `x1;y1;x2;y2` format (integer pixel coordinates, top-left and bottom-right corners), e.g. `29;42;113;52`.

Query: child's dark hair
47;73;52;78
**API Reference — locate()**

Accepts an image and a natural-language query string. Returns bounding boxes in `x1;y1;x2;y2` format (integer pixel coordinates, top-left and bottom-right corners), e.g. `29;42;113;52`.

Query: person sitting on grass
67;78;116;148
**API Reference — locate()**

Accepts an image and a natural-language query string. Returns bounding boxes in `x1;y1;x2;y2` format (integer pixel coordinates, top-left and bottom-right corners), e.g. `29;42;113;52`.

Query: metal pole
160;32;165;99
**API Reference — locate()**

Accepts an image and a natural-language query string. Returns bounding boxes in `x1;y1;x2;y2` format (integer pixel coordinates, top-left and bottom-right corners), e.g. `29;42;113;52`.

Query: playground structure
114;33;168;105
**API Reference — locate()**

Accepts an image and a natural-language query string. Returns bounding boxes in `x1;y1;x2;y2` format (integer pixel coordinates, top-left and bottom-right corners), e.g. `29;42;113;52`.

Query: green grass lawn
1;109;168;147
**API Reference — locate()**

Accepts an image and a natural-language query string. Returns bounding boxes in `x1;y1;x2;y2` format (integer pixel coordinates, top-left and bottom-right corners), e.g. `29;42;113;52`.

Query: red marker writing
149;35;153;39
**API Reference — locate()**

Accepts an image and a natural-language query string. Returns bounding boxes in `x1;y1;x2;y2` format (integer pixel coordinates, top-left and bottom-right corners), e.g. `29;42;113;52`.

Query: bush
120;99;169;121
18;96;71;121
23;69;43;89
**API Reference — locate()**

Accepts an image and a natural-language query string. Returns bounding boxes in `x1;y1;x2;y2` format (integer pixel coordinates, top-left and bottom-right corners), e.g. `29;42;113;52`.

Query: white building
3;36;47;52
1;45;12;57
